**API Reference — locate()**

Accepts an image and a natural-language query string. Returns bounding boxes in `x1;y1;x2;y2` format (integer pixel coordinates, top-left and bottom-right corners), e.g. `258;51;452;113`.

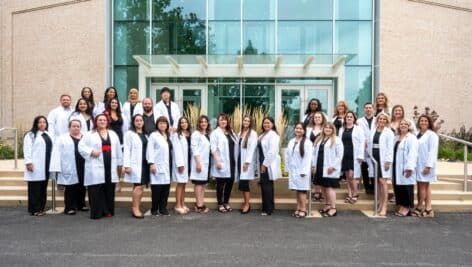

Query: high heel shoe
131;210;144;219
240;205;251;214
322;208;337;217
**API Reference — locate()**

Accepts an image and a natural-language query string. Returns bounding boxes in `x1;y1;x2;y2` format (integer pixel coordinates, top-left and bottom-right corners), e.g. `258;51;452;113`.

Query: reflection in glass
243;22;275;55
208;21;241;55
344;66;372;116
336;0;372;20
114;66;139;101
154;0;206;20
209;0;240;20
278;21;332;54
114;21;150;65
114;0;149;20
281;89;301;145
243;84;275;117
183;89;202;110
208;84;241;124
335;21;372;65
244;0;275;20
278;0;332;20
152;19;206;54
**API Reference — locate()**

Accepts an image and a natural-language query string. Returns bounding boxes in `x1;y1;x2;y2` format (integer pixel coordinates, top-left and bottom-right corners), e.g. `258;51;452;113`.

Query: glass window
243;84;275;116
114;21;150;65
278;0;332;20
208;84;241;123
243;22;275;55
208;21;241;55
244;0;275;20
114;66;139;101
152;19;206;54
278;21;332;54
209;0;240;20
335;21;372;65
114;0;149;21
280;89;301;145
182;89;202;110
154;0;206;20
336;0;372;20
344;66;372;116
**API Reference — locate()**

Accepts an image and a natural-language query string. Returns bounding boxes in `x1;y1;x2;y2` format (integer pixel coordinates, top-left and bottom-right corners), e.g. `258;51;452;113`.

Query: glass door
151;84;207;115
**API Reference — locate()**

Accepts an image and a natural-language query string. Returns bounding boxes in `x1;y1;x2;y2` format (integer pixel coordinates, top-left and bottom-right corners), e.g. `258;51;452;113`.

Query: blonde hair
315;122;337;148
334;101;349;116
375;112;391;128
128;88;139;101
374;92;389;113
397;119;414;134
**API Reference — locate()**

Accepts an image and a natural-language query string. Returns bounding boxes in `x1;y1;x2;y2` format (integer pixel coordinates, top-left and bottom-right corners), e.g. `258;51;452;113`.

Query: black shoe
240;205;251;215
79;207;89;212
159;209;170;216
151;210;159;216
65;210;76;216
132;212;144;219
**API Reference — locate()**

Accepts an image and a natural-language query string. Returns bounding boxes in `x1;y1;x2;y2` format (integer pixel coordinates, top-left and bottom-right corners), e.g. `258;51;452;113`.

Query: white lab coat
416;130;439;182
285;138;313;190
394;133;418;185
49;134;80;185
78;131;123;186
368;128;394;178
123;131;147;184
339;125;365;178
122;101;144;125
171;132;190;183
154;100;181;129
23;131;53;181
147;132;171;185
48;106;73;138
238;130;258;180
357;116;376;177
190;131;211;181
94;101;123;117
259;130;282;181
69;112;94;133
210;128;238;178
392;119;418;135
312;138;344;179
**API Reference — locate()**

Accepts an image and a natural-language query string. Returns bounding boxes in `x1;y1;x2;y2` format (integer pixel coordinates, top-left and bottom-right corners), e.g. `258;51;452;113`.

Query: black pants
215;178;234;205
87;182;115;219
394;184;414;209
259;173;274;214
64;184;79;212
27;180;48;214
151;184;170;213
361;161;374;192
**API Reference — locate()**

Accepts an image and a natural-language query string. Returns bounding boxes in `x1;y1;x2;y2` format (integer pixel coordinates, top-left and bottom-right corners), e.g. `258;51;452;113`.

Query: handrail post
14;128;18;169
465;145;468;192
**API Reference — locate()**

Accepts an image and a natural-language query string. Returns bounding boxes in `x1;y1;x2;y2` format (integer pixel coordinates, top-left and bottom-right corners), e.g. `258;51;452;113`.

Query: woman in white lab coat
332;101;349;135
78;114;123;219
147;116;173;216
237;115;258;214
258;117;282;216
81;86;96;116
122;88;143;125
393;119;418;216
338;112;365;204
104;98;128;146
123;114;149;219
312;122;344;217
307;111;327;201
302;98;325;127
210;113;238;213
368;113;394;216
285;123;313;218
190;115;211;213
391;105;417;135
69;98;94;132
171;117;192;215
49;120;86;215
373;92;390;116
94;86;121;117
412;115;439;218
23;115;53;216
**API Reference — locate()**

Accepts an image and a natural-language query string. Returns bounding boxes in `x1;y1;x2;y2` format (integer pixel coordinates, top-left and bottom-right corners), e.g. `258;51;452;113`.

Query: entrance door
151;84;207;115
275;85;333;145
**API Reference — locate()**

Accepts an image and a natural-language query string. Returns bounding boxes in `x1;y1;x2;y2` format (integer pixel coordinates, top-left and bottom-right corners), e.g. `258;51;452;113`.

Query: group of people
23;87;439;219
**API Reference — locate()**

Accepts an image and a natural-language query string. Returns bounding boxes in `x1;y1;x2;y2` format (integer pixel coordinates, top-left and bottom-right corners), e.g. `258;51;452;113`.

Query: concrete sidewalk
1;159;471;176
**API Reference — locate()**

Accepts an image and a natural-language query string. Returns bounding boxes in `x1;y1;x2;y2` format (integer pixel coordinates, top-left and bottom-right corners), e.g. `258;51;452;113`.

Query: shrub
0;142;15;160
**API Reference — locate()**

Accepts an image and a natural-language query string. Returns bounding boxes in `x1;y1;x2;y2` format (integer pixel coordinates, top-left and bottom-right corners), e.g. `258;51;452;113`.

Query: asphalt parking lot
0;208;471;267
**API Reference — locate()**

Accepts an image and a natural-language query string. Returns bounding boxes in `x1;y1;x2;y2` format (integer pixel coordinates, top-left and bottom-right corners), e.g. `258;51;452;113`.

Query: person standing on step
123;114;149;219
312;122;344;217
302;98;326;127
147;116;173;216
332;101;349;135
308;111;327;202
49;120;86;215
94;86;121;117
237;115;258;214
190;115;211;213
69;98;94;133
154;87;181;132
373;92;390;116
81;87;96;116
47;94;73;139
258;117;281;216
285;123;313;219
78;114;123;219
412;115;439;218
142;98;157;136
357;102;376;194
122;88;143;125
24;116;53;216
210;113;238;213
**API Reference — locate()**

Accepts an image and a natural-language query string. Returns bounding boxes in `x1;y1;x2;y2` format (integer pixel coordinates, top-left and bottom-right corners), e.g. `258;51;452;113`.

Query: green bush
0;143;15;160
439;126;472;161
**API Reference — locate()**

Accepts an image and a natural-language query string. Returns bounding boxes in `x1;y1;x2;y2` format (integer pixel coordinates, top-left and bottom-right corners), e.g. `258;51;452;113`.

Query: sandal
410;208;423;217
319;205;330;214
33;211;44;216
348;195;359;204
223;204;233;212
296;210;307;219
344;195;352;203
292;210;300;217
218;205;227;213
311;192;322;201
196;205;209;214
394;211;409;217
322;208;337;217
422;209;434;218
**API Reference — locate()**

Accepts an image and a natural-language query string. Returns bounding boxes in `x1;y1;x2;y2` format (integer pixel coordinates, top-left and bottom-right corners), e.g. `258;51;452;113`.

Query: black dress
258;140;274;213
333;117;343;135
372;131;382;177
316;139;340;188
393;140;414;208
110;117;124;144
135;133;150;186
64;136;86;212
341;127;354;172
238;138;250;192
186;135;191;176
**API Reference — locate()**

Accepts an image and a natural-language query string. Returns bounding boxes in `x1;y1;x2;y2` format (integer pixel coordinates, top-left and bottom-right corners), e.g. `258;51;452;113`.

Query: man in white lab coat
154;87;181;131
357;102;376;194
47;94;73;139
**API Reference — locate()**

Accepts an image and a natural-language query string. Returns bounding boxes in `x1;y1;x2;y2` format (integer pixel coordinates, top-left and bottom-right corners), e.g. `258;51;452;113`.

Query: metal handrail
438;133;471;192
366;150;379;216
0;127;18;169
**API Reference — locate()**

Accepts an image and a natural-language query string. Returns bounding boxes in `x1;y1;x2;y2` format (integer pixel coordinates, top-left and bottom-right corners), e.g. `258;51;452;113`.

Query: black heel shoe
241;205;251;214
322;208;337;217
131;210;144;219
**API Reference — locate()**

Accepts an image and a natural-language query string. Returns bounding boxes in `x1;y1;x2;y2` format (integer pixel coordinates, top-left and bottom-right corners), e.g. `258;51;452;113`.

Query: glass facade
113;0;374;114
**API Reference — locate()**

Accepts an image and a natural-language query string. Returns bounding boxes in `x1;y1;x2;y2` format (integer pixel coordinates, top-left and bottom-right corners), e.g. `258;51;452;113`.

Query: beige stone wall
0;0;105;130
380;0;472;131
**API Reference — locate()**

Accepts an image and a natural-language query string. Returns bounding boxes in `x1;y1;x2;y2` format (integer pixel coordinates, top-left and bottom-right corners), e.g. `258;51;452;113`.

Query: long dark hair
216;113;235;139
294;122;306;157
240;115;253;149
304;98;322;115
81;87;95;111
103;86;119;104
106;98;123;119
417;114;436;132
130;114;145;133
176;116;191;137
74;98;93;117
155;116;170;138
261;116;277;134
342;111;358;127
196;115;211;135
28;115;48;138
